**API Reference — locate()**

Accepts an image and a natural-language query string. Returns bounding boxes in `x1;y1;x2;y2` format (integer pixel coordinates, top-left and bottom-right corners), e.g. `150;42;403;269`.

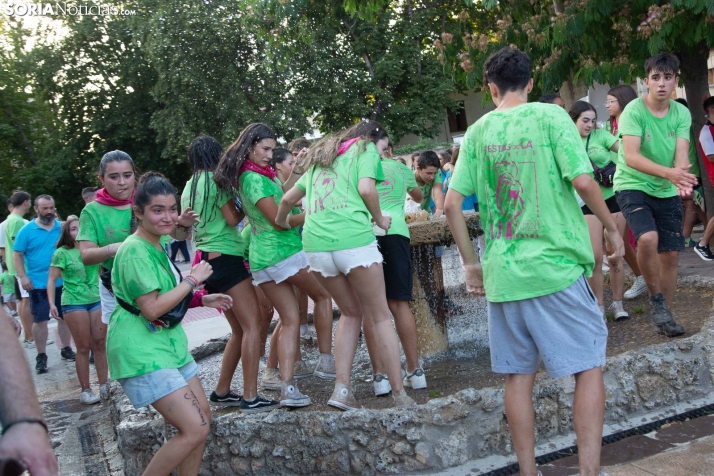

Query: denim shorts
30;287;63;323
118;360;199;409
306;241;383;278
488;275;607;378
62;301;101;314
252;251;309;285
616;190;684;252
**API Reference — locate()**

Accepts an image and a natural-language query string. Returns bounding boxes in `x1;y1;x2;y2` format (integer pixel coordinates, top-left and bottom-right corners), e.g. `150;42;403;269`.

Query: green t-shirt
584;128;618;200
238;172;303;271
106;234;192;380
77;202;133;271
449;103;594;303
0;272;14;295
614;98;692;198
50;247;100;306
4;214;28;276
296;141;384;252
418;170;443;211
377;159;418;239
181;172;245;257
687;128;700;178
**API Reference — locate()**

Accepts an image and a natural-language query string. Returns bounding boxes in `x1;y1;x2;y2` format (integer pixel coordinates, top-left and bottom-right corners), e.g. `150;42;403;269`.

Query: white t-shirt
0;220;6;248
699;125;714;156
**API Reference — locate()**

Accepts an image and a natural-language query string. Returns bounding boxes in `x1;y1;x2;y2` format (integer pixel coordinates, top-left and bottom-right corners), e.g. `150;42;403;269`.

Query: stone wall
110;277;714;475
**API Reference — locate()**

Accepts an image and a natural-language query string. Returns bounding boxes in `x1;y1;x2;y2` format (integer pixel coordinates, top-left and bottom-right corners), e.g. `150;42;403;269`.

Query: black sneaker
239;395;279;414
36;353;48;373
649;293;685;337
694;243;714;261
209;390;242;407
61;346;76;361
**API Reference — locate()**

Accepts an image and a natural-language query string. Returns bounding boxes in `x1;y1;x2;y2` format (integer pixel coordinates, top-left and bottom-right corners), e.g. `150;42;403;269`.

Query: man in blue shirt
13;195;75;373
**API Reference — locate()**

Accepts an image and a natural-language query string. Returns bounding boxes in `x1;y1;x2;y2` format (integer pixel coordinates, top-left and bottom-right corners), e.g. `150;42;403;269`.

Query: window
448;102;468;133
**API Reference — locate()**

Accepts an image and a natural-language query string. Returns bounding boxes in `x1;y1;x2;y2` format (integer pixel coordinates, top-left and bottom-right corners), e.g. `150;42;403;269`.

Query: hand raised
189;261;213;283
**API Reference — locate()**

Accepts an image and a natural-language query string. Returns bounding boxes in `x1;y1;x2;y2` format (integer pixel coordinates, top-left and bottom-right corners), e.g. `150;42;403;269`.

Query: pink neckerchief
95;188;135;206
611;118;618;136
238;160;277;179
337;138;360;156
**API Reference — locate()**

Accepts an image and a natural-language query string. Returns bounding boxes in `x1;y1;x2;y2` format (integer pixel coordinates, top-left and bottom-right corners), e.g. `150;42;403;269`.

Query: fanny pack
587;133;617;188
116;252;191;330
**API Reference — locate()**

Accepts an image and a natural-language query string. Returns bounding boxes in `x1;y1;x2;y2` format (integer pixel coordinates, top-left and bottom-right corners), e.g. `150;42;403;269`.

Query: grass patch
632;305;645;314
428;390;441;399
605;312;615;322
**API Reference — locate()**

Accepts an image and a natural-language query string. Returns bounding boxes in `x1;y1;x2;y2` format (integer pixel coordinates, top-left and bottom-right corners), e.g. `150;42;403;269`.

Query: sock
300;324;309;335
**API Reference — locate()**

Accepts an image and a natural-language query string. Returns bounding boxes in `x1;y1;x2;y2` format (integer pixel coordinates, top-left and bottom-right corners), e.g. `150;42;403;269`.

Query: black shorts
199;251;251;294
30;287;63;323
616;190;684;252
376;234;412;301
581;195;620;215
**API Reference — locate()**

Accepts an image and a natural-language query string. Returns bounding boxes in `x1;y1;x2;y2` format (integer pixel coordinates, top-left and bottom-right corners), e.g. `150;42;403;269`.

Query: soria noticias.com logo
4;3;136;16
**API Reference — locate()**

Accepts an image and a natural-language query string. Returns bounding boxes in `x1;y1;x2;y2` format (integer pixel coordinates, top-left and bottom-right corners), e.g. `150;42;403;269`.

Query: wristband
1;417;49;436
175;224;191;233
183;276;200;290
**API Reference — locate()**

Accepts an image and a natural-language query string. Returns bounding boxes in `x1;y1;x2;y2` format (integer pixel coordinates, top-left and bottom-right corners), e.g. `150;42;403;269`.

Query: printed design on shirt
311;169;338;212
644;129;652;143
69;253;87;279
378;165;399;203
485;141;539;241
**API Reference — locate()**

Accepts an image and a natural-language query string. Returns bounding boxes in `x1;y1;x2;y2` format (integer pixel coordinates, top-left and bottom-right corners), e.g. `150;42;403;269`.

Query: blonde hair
303;121;389;169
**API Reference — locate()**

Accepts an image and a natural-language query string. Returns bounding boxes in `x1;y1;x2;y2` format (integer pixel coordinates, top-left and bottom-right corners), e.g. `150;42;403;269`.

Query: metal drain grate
479;403;714;476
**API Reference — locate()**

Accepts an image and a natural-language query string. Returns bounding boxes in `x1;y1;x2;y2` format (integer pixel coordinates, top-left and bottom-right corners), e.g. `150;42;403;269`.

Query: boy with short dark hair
614;52;696;337
445;46;624;476
413;151;444;216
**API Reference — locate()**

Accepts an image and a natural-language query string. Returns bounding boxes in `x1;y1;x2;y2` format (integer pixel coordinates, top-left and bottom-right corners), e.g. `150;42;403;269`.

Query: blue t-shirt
13;220;63;289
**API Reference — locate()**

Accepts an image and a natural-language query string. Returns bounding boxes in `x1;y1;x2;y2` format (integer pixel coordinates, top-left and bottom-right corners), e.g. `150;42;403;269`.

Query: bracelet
183;276;200;290
175;224;191;233
1;417;49;436
292;171;303;176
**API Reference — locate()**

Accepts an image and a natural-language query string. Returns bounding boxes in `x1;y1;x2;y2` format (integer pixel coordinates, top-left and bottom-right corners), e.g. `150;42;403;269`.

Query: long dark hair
269;148;293;169
607;85;638;129
214;123;277;194
305;121;389;169
187;135;222;229
56;215;79;250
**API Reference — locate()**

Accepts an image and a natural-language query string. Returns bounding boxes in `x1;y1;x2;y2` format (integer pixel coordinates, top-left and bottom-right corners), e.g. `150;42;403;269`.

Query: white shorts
306;241;383;278
15;276;29;299
252;251;309;286
100;282;116;325
2;293;15;303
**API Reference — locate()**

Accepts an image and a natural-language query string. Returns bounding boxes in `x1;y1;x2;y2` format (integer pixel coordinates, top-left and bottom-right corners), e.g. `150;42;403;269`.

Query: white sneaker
261;367;281;390
80;389;100;405
313;354;336;379
373;374;391;396
99;383;109;402
624;275;647;299
23;338;54;348
403;368;427;389
279;380;311;408
609;301;629;320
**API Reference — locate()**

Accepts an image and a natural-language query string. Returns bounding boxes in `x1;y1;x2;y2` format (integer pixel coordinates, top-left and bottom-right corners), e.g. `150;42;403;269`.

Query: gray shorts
488;275;607;378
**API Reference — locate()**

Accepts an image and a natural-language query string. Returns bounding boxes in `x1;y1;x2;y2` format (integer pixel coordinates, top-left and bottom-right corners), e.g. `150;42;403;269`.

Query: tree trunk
559;72;588;110
679;41;713;218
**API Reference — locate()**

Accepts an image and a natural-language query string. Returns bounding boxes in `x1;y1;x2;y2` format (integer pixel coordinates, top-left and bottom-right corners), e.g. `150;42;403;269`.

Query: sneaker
610;301;629;321
35;353;48;373
10;310;18;318
99;383;109;402
261;367;281;391
694;243;714;261
392;390;416;408
624;276;647;300
80;389;100;405
293;360;314;379
209;390;242;407
327;383;361;411
649;293;685;337
239;395;279;414
23;339;35;348
61;346;76;361
403;368;427;389
313;354;336;379
685;237;697;247
601;262;610;273
373;374;391;396
279;381;311;408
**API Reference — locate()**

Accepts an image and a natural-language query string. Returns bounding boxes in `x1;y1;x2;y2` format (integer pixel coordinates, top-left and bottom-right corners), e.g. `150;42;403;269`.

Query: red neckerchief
95;188;134;206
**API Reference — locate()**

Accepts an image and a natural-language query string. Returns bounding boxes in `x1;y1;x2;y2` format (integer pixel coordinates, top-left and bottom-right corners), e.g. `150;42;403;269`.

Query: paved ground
8;240;714;475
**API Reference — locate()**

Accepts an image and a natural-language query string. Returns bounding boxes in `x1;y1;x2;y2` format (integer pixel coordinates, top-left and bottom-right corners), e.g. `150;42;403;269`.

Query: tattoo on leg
184;391;207;426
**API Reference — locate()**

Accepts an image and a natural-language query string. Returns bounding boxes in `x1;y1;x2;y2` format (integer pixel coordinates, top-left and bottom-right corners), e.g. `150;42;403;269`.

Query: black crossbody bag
587;133;617;188
116;251;192;329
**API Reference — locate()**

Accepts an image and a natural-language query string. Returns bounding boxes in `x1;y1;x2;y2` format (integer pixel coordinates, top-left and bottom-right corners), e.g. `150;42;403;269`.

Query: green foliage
393;138;454;156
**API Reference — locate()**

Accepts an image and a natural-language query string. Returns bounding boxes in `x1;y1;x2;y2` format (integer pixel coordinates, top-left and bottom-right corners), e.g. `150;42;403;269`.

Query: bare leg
585;215;604;305
143;376;211;476
636;231;661;296
259;281;300;382
298;288;308;326
659;251;679;309
6;301;16;313
573;367;605;476
89;308;108;384
18;298;33;342
255;286;273;356
387;299;419;372
606;212;627;301
286;268;333;355
623;224;641;276
267;321;280;369
216;279;260;400
699;216;714;247
504;373;538;476
62;311;91;390
682;197;698;239
57;318;73;348
33;321;48;354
